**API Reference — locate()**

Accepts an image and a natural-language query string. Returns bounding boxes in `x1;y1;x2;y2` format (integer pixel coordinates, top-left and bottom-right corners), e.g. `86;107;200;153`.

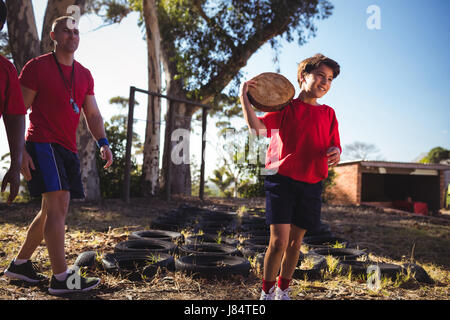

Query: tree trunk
76;113;100;200
5;0;40;72
161;98;194;196
141;0;162;196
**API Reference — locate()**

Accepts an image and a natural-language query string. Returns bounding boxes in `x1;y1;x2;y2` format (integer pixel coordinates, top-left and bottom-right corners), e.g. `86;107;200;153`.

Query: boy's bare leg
279;224;306;279
263;224;290;282
41;190;70;275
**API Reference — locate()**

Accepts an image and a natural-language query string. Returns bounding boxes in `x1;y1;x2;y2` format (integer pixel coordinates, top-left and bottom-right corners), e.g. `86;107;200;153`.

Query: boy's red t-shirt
258;98;341;183
0;55;27;118
19;52;95;153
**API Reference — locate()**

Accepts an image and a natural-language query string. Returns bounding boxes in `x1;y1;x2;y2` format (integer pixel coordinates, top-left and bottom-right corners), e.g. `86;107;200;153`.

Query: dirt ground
0;196;449;300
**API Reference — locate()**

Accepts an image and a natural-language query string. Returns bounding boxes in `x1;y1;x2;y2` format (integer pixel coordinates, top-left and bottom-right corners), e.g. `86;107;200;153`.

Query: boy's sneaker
48;268;100;295
259;285;276;300
4;260;47;283
275;286;291;300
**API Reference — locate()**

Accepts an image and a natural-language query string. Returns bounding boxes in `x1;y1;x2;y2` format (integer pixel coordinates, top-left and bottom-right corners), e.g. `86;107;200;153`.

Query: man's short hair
0;0;7;31
297;53;340;86
51;15;78;32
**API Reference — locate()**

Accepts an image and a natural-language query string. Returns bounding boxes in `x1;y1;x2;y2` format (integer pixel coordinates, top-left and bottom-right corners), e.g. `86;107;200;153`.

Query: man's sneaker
4;260;47;283
259;285;276;300
48;268;100;295
275;286;291;300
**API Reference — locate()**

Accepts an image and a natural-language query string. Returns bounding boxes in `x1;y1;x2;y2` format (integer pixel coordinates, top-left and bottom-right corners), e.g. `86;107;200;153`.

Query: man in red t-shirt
240;54;341;300
4;15;113;295
0;1;26;205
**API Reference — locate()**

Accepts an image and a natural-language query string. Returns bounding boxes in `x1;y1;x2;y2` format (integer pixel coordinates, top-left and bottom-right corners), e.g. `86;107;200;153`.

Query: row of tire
73;205;432;283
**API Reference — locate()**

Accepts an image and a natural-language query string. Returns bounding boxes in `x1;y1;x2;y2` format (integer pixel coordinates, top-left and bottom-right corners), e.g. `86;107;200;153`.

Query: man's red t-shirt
258;98;341;184
19;52;95;153
0;55;26;119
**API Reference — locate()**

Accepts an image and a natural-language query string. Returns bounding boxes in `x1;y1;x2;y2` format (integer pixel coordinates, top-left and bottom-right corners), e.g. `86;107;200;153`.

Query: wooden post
199;107;207;201
124;86;136;203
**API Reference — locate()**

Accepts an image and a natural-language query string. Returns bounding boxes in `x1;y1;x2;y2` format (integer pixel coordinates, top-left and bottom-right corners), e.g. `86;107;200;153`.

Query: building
328;160;450;213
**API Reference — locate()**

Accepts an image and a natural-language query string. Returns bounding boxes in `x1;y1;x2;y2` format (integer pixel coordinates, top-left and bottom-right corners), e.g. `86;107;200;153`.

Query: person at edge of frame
0;0;26;205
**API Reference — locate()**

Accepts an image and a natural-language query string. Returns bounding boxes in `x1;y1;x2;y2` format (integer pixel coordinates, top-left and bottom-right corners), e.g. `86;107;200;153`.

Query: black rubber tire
239;229;270;238
309;248;367;261
305;222;332;237
302;235;349;249
401;263;434;284
338;260;403;280
185;234;240;247
73;251;99;269
239;243;267;258
293;252;327;280
179;243;240;256
114;239;177;255
242;236;270;247
129;229;184;243
102;252;175;281
175;254;250;278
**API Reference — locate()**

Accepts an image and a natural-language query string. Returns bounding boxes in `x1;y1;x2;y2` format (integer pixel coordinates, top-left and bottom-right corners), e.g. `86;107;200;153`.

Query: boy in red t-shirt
240;53;341;300
0;1;26;205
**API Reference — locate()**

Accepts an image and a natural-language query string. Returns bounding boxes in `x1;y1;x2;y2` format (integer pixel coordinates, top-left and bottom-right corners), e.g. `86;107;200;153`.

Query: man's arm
18;85;37;181
1;114;25;204
239;80;267;136
82;95;113;169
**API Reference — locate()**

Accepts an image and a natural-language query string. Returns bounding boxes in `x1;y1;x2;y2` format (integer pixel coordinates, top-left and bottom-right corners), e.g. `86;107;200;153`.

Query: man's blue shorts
25;141;85;199
264;173;323;230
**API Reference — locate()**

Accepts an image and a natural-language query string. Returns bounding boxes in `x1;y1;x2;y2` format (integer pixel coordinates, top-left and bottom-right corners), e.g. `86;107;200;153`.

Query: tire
129;229;184;243
179;243;241;256
185;234;240;247
102;252;174;281
302;235;349;249
293;252;327;280
338;260;403;280
401;263;434;284
239;243;267;258
309;248;367;261
239;229;270;238
175;254;250;278
305;222;332;237
114;239;177;255
73;251;99;269
242;236;270;247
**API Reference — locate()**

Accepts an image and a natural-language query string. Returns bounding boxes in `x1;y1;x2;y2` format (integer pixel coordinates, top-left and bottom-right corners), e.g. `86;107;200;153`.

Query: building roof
337;160;450;171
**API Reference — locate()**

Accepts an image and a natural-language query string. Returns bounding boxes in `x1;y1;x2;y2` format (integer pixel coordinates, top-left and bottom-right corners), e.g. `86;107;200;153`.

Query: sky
1;0;449;179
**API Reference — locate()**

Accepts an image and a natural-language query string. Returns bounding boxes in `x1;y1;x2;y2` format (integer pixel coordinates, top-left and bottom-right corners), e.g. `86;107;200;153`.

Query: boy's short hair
0;0;7;31
51;15;78;32
297;53;340;86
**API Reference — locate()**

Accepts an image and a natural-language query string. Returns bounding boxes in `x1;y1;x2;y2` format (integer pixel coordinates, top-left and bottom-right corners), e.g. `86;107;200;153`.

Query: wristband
97;137;109;148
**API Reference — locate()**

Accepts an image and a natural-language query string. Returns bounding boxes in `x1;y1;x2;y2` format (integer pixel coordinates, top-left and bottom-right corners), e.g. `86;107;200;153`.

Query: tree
342;141;383;161
96;0;334;196
4;0;102;199
419;147;450;164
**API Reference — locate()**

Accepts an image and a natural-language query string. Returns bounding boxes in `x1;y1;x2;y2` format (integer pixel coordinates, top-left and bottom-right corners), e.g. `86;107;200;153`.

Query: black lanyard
52;51;79;114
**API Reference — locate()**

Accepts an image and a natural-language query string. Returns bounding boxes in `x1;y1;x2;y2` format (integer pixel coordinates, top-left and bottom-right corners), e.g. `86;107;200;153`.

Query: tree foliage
419;146;450;164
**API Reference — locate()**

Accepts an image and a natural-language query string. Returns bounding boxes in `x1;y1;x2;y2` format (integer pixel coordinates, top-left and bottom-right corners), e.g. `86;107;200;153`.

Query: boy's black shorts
25;141;85;199
264;173;323;230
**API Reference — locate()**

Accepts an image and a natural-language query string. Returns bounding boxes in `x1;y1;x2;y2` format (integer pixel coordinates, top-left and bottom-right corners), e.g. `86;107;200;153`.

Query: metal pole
199;107;207;201
124;86;135;203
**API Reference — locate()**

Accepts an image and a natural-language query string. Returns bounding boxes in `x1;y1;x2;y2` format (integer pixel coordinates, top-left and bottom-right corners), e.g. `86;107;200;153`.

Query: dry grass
0;196;449;300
